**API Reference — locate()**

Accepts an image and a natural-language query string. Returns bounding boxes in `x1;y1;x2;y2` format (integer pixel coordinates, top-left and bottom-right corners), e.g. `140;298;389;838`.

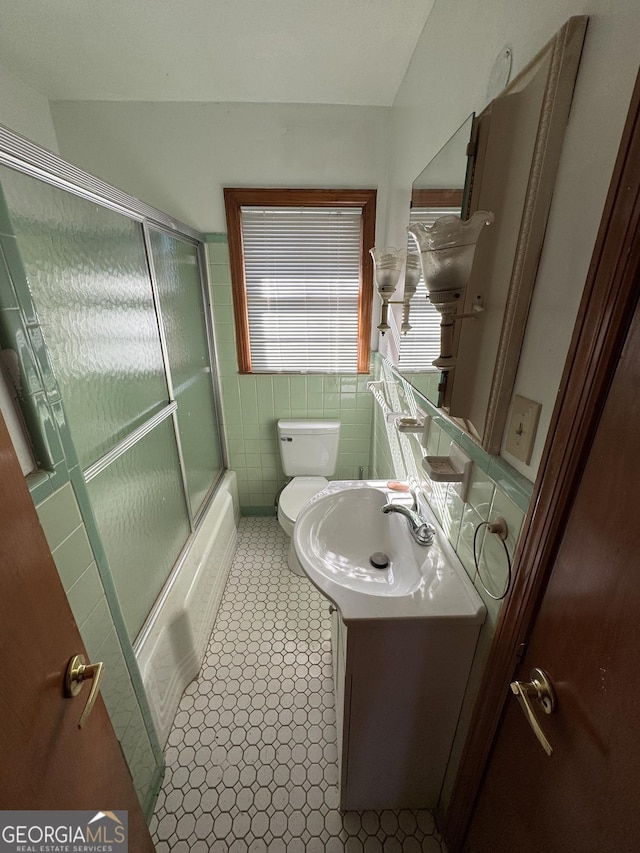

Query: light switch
505;395;541;464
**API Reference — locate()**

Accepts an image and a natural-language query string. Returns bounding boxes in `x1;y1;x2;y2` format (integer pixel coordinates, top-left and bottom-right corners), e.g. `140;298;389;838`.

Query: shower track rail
0;125;202;239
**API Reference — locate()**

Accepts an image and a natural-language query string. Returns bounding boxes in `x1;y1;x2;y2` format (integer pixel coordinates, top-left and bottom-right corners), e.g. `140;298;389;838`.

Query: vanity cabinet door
338;620;481;811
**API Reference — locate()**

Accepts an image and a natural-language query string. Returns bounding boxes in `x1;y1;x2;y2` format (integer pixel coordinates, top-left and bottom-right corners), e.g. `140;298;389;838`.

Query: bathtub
135;470;239;747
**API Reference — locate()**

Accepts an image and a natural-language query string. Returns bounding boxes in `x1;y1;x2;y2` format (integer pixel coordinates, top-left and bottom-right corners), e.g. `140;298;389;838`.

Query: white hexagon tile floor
150;516;448;852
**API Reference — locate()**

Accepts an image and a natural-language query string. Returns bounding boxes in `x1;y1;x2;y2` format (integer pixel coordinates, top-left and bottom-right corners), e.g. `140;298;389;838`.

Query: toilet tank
277;419;341;476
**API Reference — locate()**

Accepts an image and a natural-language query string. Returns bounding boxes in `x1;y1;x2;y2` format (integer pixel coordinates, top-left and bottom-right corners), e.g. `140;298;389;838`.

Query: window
400;190;463;371
224;188;376;373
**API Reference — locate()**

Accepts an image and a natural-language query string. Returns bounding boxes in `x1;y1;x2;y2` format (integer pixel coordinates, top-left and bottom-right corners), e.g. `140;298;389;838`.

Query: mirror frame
444;16;588;454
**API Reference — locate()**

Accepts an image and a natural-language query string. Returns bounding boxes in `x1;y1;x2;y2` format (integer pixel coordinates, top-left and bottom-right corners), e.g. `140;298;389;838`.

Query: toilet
277;419;341;575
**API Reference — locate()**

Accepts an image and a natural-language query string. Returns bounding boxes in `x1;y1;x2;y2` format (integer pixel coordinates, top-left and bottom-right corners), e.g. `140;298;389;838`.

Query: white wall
50;100;390;238
0;66;59;152
385;0;640;478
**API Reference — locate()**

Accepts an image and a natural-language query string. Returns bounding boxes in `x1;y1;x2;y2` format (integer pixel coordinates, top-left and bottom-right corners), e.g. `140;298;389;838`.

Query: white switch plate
505;395;541;464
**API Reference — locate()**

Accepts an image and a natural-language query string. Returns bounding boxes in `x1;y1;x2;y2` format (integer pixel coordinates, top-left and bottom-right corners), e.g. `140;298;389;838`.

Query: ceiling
0;0;435;106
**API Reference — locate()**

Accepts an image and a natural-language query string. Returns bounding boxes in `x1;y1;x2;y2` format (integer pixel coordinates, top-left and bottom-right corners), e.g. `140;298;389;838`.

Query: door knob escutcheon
510;667;556;756
65;654;104;729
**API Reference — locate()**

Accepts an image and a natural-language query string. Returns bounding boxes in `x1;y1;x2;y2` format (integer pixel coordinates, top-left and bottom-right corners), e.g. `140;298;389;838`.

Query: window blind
240;206;362;373
399;205;462;371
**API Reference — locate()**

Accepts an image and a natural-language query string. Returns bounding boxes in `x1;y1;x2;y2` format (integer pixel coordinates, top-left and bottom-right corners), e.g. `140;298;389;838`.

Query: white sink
293;480;486;622
295;485;423;596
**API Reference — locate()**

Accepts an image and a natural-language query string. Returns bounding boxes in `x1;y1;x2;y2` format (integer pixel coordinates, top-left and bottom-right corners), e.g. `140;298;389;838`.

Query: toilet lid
279;477;329;523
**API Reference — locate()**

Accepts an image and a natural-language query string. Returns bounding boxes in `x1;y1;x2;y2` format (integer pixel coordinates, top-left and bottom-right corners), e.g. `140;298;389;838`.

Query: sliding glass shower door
149;228;223;518
0;163;224;641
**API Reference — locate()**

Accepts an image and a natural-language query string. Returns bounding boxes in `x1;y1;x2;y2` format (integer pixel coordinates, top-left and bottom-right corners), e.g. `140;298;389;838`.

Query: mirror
412;115;473;199
396;115;473;406
393;17;588;454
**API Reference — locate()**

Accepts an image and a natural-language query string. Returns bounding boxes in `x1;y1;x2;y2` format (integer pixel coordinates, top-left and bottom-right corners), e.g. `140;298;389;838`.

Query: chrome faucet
381;500;435;546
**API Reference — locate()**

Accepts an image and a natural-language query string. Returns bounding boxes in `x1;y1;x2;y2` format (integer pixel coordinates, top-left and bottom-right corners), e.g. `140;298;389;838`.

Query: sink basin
293;480;486;622
295;486;423;596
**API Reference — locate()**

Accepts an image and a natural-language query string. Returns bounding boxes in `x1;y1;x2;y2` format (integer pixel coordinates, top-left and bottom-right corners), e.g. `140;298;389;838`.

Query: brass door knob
65;654;104;729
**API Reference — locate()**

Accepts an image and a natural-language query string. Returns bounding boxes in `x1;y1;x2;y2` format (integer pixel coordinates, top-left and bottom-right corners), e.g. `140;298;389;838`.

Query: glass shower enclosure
0;127;225;811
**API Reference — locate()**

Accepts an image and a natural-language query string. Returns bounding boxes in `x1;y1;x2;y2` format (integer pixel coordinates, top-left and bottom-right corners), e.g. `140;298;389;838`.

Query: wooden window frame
224;188;376;374
410;188;463;209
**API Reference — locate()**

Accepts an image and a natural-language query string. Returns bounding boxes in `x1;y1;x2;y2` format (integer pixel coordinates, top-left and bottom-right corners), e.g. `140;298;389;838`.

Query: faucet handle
414;523;434;547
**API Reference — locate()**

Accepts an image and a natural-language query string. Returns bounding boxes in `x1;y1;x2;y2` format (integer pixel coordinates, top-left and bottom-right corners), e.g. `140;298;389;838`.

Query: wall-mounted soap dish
422;444;473;502
422;457;463;481
395;415;424;433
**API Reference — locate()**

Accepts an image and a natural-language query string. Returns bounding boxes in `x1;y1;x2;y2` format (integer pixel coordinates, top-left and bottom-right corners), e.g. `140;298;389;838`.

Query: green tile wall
370;356;531;612
371;404;395;480
206;236;374;513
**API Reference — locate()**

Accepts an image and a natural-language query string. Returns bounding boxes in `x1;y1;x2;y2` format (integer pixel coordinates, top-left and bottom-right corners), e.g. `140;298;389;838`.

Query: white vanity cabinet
330;609;481;811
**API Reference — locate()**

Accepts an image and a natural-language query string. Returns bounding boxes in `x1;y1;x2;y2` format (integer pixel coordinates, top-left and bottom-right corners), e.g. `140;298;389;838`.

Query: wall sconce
407;211;494;369
370;248;406;335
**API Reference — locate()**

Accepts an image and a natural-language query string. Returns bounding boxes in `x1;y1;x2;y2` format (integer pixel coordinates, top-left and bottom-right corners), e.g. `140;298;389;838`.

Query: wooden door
464;291;640;852
0;412;155;851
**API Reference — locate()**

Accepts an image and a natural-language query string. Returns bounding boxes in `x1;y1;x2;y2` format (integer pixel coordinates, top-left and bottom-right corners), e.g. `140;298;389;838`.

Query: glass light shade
401;253;422;334
370;247;406;299
407;211;494;308
371;247;407;335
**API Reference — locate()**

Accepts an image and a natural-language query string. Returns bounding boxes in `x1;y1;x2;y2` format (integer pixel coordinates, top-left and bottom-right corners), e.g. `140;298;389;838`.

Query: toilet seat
278;476;329;536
